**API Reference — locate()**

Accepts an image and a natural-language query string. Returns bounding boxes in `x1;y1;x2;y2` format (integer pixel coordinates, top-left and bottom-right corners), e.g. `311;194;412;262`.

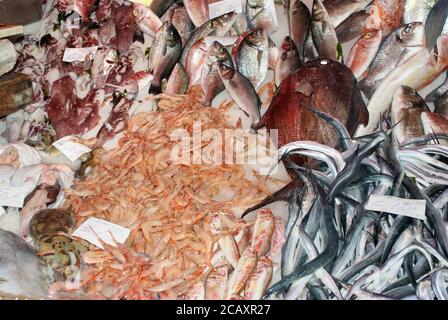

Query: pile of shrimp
62;86;283;299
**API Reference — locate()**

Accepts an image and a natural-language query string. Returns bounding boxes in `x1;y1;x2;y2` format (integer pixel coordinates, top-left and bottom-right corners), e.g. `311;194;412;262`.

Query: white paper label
72;217;131;249
365;195;426;220
205;35;238;48
0;186;29;208
128;0;153;6
209;0;243;19
53;136;91;162
63;46;99;63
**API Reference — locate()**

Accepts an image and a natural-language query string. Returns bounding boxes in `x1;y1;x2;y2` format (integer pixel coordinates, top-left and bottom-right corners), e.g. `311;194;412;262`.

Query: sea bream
234;28;269;89
257;59;369;152
201;41;234;106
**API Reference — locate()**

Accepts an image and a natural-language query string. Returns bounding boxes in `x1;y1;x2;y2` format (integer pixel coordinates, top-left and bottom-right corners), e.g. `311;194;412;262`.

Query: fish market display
1;0;448;301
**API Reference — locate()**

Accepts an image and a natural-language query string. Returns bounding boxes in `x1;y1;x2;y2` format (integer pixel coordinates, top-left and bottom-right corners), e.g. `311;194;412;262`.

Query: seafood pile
1;0;448;300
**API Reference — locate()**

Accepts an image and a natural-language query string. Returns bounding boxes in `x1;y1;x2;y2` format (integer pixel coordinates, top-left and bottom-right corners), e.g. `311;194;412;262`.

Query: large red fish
257;59;369;151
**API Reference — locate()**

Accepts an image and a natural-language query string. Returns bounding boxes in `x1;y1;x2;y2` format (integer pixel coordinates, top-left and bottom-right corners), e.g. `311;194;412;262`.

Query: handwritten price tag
0;186;30;208
365;195;426;220
63;46;99;63
72;217;131;249
53;136;91;162
209;0;243;19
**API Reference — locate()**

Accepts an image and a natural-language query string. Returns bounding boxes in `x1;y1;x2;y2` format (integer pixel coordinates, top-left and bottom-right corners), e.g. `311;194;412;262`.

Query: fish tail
424;0;448;50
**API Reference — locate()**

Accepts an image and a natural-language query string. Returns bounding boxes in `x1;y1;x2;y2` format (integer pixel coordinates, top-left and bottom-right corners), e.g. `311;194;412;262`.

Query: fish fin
241;181;294;218
424;0;448;50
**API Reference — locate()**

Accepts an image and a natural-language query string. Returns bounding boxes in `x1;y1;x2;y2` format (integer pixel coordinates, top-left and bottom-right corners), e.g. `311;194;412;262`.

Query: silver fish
180;12;238;65
218;63;262;129
148;21;182;94
336;10;369;43
235;28;269;89
0;229;50;299
357;34;448;135
311;0;339;60
289;0;311;60
164;4;195;47
325;0;372;29
360;22;425;98
404;0;448;34
200;41;234;106
246;0;279;34
275;36;301;86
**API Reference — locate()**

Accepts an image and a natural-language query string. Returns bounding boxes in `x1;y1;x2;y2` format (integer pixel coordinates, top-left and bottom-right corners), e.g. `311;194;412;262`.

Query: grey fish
235;28;269;89
325;0;372;29
164;63;189;95
311;0;339;60
246;0;279;34
148;21;182;94
391;85;428;144
425;72;448;103
275;36;301;86
218;63;262;129
149;0;177;17
180;12;237;66
289;0;311;60
200;41;234;106
164;4;195;47
0;229;50;299
360;22;425;98
336;11;369;43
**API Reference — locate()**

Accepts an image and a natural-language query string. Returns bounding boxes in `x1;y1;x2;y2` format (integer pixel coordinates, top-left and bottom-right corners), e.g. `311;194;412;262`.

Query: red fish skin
258;59;369;151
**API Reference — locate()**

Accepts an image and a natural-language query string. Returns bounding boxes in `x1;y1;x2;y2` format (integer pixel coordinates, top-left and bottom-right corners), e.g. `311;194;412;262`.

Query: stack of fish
1;0;448;300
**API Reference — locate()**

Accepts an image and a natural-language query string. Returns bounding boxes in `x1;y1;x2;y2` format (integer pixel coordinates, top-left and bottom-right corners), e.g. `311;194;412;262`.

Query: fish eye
404;25;412;33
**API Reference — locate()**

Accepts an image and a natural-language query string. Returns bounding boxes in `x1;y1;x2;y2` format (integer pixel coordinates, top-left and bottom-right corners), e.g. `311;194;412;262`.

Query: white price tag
127;0;153;5
204;35;238;48
209;0;243;19
365;195;426;220
53;136;91;162
0;186;30;208
72;217;131;249
63;46;99;63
